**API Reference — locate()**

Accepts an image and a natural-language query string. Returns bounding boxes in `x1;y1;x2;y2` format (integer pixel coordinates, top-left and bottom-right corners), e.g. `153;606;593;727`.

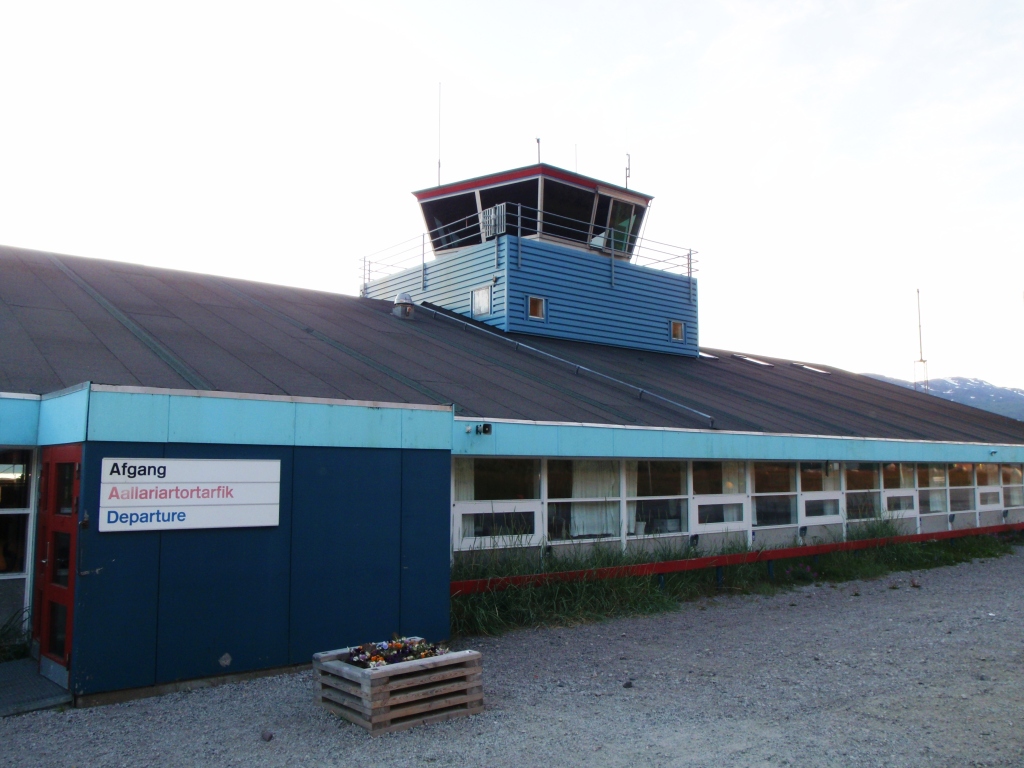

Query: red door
33;444;81;677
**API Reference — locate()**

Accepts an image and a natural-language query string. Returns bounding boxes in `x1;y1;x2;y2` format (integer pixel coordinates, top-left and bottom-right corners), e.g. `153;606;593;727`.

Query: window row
452;458;1024;546
1;450;33;576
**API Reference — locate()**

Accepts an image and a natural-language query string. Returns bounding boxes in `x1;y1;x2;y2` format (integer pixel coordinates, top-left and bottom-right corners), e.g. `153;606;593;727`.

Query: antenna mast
437;83;441;186
536;138;540;164
625;153;631;189
913;288;929;392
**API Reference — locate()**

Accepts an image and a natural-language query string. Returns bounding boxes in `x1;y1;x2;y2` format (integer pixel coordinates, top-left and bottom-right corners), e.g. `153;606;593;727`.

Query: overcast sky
2;1;1022;388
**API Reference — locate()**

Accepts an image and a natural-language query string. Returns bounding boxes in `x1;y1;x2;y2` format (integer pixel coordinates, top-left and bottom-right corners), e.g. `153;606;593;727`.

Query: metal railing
359;204;698;294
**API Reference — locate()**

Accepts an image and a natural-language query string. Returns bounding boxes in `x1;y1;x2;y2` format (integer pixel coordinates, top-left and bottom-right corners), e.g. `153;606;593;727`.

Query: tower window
670;320;685;342
528;296;546;321
472;285;491;317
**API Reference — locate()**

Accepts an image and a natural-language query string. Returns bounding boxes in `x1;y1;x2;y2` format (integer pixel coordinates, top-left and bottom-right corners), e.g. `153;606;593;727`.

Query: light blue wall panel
87;391;170;443
37;387;90;445
364;239;507;329
0;396;40;446
452;420;1024;463
400;408;454;450
167;396;297;445
295;403;405;448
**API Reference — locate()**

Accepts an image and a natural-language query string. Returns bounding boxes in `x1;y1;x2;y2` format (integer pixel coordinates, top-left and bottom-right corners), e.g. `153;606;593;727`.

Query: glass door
33;444;81;683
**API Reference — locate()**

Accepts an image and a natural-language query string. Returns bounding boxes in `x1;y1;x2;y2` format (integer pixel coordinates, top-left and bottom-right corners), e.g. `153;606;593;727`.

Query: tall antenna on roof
914;288;929;393
536;138;540;164
437;83;441;186
625;153;631;189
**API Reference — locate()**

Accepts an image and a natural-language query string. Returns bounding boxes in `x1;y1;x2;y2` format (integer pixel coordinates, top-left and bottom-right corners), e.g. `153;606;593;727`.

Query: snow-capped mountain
866;375;1024;422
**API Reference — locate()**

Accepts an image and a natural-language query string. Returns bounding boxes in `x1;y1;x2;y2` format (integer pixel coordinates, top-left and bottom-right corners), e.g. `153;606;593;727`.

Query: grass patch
450;532;1023;637
0;609;30;663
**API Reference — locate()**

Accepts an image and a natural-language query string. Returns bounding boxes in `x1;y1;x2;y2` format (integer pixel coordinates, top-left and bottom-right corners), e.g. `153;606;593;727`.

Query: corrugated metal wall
72;442;450;695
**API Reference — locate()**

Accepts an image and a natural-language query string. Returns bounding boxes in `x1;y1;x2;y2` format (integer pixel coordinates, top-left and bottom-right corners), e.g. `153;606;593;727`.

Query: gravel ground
4;549;1024;768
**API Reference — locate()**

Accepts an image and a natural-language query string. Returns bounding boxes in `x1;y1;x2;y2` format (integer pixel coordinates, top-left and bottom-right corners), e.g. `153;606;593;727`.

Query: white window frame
0;447;36;582
797;461;843;525
527;295;546;321
669;320;685;343
625;459;689;539
546;456;623;546
452;500;544;551
471;284;491;318
750;461;799;529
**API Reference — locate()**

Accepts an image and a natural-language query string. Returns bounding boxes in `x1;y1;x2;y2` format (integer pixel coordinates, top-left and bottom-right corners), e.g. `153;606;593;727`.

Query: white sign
99;459;281;532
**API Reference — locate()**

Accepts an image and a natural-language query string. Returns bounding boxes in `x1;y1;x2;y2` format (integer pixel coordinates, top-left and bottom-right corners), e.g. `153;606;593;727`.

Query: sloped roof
2;244;1022;444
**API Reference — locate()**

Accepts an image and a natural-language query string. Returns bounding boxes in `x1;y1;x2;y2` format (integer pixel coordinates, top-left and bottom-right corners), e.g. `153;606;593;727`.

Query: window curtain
625;461;638;534
570;461;619;537
453;458;474;502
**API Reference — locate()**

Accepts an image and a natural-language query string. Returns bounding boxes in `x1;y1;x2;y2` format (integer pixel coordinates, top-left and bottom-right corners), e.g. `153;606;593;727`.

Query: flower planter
313;643;483;735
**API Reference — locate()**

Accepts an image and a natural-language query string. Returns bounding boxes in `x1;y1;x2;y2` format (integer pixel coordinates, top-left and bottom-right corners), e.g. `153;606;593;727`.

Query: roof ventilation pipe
393;292;415;320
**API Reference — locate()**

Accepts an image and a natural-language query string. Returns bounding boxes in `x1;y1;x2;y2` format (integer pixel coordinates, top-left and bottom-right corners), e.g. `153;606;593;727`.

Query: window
918;463;947;514
977;463;1000;505
421;192;482;250
752;462;797;527
1004;464;1024;508
461;511;534;539
454;458;540;501
806;499;840;517
528;296;546;321
548;460;620;540
846;463;879;491
670;321;685;342
541;180;595;243
472;285;491;317
0;451;31;509
626;461;687;536
479;179;539;236
0;450;32;575
693;462;746;495
801;462;841;492
882;463;915;490
947;463;975;512
0;514;27;574
693;461;746;526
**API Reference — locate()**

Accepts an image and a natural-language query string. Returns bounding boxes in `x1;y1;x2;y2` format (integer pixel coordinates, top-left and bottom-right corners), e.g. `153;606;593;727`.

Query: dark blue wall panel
73;442;451;693
400;450;451;641
154;444;293;683
288;447;403;662
73;442;164;695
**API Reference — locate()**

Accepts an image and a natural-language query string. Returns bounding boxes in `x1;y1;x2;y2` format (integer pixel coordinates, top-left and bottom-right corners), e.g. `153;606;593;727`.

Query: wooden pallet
313;645;483;735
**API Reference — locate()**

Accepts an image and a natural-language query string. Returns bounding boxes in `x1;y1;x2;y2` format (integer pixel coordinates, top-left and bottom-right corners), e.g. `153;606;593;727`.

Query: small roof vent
393;292;415;320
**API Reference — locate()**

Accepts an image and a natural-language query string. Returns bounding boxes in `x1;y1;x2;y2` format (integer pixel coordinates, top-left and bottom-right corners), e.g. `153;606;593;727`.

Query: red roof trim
413;163;653;202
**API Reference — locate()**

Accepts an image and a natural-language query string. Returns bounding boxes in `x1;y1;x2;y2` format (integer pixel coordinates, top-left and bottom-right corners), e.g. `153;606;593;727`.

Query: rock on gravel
3;549;1024;767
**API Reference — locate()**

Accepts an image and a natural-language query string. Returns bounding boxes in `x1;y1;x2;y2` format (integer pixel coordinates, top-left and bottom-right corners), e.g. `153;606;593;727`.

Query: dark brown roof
2;244;1022;444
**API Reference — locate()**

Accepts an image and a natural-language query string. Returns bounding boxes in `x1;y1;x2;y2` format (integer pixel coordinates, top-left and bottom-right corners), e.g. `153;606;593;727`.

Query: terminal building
1;163;1022;700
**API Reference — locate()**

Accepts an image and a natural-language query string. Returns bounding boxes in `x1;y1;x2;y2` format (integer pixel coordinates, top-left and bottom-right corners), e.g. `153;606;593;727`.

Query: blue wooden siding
363;236;698;356
506;238;698;356
363;239;507;329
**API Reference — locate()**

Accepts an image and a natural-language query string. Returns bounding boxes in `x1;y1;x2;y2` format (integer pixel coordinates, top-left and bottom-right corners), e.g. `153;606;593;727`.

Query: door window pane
979;491;1000;506
800;462;841;492
976;463;1000;487
847;491;880;520
918;464;946;489
693;462;746;495
806;499;840;517
919;489;947;514
753;495;797;526
629;499;687;535
754;463;796;494
882;463;915;490
0;514;28;573
52;532;71;587
48;602;67;659
948;464;974;487
845;463;879;491
697;503;744;525
472;286;491;317
56;463;75;515
0;450;31;509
